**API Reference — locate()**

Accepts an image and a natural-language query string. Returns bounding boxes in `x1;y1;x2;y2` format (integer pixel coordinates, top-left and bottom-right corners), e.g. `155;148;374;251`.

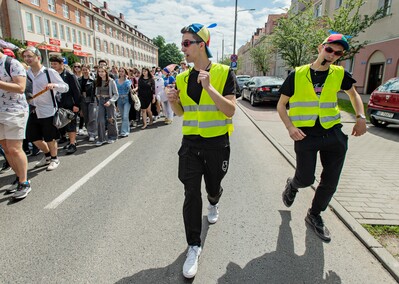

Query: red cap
3;48;15;58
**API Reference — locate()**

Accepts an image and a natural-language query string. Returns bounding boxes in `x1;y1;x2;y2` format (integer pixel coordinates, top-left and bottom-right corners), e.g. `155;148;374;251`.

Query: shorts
26;112;59;142
0;111;29;140
64;116;77;132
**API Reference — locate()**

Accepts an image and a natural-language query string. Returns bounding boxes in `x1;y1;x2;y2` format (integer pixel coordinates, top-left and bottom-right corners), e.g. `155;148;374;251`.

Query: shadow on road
366;125;399;142
115;216;210;284
217;210;341;283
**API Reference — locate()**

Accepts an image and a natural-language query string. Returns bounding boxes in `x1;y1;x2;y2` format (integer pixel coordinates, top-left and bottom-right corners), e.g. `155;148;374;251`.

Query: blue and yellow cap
182;23;217;58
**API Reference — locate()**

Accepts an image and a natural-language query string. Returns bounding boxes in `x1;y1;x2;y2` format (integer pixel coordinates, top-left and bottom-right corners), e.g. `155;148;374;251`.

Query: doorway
367;63;384;94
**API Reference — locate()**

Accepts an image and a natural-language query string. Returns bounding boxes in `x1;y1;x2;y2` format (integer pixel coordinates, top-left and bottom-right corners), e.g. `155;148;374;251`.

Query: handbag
130;89;141;111
53;108;75;129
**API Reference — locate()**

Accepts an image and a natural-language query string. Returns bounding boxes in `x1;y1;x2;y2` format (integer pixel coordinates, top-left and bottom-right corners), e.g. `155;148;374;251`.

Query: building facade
5;0;158;68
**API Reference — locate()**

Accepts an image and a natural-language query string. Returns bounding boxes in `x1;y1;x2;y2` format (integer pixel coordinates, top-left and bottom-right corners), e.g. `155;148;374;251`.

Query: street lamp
233;0;255;56
215;31;224;62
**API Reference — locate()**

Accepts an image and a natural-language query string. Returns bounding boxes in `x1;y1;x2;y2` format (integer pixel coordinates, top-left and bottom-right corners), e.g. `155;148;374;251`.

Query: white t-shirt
0;55;28;113
154;75;167;102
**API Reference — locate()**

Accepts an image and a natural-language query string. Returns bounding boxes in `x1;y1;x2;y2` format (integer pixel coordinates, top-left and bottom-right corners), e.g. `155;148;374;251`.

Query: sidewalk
237;101;399;281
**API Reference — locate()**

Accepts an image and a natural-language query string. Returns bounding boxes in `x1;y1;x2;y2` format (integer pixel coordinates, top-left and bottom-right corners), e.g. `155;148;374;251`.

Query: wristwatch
356;114;366;119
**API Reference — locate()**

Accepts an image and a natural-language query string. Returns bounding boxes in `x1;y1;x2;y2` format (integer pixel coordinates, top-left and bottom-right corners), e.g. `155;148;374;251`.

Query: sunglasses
74;65;81;68
323;45;344;56
181;40;202;48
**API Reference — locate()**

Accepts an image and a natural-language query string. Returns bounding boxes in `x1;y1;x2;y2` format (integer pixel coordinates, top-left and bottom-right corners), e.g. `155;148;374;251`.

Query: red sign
73;44;82;50
26;41;40;47
49;38;61;46
230;54;238;62
73;51;89;57
25;41;60;52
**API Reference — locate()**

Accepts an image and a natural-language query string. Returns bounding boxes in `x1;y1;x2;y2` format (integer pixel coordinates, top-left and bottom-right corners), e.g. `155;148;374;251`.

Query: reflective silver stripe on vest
290;115;319;122
183;119;232;128
183;105;219;112
320;102;337;108
320;113;341;123
289;101;319;108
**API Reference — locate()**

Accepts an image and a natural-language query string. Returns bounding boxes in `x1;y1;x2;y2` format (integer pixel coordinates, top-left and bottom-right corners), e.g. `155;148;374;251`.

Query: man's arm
277;94;306;141
0;75;26;93
48;69;69;93
344;86;367;136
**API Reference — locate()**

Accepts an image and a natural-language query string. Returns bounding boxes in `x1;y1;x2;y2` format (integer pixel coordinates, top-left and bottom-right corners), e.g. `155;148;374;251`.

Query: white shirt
154;75;167;102
28;66;69;118
0;55;28;113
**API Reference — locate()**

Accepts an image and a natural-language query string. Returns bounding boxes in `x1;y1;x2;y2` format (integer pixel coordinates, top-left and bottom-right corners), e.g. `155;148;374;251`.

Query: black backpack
4;56;33;99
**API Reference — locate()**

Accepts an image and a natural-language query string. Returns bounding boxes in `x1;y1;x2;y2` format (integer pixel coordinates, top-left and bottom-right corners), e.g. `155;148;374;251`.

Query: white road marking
44;142;132;209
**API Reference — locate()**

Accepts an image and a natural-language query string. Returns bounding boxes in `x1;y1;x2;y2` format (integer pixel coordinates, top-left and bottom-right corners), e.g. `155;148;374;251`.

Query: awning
26;41;61;52
73;51;92;57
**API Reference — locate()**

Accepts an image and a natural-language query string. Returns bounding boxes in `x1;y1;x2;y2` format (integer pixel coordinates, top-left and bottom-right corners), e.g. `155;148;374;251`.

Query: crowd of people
0;38;188;200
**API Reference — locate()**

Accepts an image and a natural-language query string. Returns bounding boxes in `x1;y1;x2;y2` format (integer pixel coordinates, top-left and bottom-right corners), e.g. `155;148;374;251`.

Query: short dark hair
49;55;63;63
98;59;107;65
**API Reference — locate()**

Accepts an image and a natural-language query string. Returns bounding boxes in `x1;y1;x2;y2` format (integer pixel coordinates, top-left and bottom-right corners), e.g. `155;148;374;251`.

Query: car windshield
377;78;399;92
237;77;250;83
255;77;284;86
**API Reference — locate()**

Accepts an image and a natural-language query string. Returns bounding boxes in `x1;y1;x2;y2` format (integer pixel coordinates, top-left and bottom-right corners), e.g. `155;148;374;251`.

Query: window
72;29;76;43
75;10;80;23
116;45;119;56
115;30;118;38
102;23;106;33
314;2;322;17
103;41;108;53
44;19;50;36
335;0;343;9
86;15;91;28
34;15;42;34
96;38;101;51
83;32;87;46
78;31;82;44
379;0;392;16
109;27;112;36
121;47;125;57
52;21;58;38
60;24;65;40
88;35;92;47
66;26;71;42
48;0;55;12
31;0;40;6
94;20;98;31
110;43;114;54
26;13;34;32
62;4;69;19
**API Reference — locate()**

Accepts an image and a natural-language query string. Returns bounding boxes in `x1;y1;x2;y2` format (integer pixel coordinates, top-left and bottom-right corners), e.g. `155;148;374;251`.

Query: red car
367;77;399;127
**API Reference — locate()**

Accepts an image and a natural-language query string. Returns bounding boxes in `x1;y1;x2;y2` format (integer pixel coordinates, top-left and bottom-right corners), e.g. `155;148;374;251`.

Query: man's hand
352;119;367;136
166;86;180;103
72;106;79;113
288;126;307;141
46;83;58;90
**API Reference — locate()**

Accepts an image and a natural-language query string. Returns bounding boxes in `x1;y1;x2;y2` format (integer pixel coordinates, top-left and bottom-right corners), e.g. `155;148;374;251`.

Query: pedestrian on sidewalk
277;34;367;242
167;23;237;279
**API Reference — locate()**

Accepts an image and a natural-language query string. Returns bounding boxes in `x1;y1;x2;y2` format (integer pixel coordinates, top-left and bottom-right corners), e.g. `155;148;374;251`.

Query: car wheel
241;91;246;101
370;116;389;128
250;94;256;106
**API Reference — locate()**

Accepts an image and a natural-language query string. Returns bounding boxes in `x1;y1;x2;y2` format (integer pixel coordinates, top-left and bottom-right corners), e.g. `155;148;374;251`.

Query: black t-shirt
178;66;237;148
279;67;356;136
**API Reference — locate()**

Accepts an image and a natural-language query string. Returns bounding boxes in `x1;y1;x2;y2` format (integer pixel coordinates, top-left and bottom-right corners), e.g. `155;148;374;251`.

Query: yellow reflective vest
289;64;344;129
176;63;234;138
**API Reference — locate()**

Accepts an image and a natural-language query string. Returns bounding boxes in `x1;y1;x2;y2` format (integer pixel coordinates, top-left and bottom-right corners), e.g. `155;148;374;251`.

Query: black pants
178;143;230;246
291;127;348;215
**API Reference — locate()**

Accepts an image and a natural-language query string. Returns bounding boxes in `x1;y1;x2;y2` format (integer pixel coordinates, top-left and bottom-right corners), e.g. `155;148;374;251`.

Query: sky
103;0;291;61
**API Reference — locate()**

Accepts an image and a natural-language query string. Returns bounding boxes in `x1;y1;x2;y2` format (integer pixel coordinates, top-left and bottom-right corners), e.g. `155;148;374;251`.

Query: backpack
4;56;33;99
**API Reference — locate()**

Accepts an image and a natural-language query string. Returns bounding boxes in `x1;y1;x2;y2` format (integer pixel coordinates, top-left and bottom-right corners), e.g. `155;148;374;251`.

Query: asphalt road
0;106;396;283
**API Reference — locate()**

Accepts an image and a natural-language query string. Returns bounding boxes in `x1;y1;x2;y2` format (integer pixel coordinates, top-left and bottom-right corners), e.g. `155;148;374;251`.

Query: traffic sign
230;54;238;62
230;61;237;70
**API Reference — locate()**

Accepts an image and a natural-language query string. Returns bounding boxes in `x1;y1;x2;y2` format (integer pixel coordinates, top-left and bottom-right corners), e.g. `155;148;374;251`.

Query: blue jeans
117;95;131;136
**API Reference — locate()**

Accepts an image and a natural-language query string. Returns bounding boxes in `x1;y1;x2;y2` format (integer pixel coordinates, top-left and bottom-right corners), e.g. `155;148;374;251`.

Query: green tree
153;35;183;68
271;0;385;69
249;38;273;75
219;55;231;66
62;52;79;67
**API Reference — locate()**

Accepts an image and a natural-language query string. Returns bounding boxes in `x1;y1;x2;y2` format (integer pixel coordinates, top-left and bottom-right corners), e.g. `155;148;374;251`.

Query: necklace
310;62;322;76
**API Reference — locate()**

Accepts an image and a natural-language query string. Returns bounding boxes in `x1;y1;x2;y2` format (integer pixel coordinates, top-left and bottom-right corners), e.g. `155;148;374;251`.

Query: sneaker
0;162;11;174
107;139;116;144
282;177;298;207
78;129;85;136
207;203;219;224
132;121;137;127
35;156;51;168
183;246;202;278
13;181;31;199
305;209;331;242
89;137;95;142
47;159;60;171
5;178;19;194
95;141;105;147
119;133;128;138
66;143;77;155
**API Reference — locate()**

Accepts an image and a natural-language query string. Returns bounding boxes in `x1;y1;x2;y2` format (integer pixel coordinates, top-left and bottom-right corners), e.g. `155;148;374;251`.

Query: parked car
236;75;250;96
367;77;399;127
241;76;285;106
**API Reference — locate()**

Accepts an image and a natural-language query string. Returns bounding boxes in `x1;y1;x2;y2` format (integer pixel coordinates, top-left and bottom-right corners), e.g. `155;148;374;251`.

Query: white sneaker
35;156;51;168
95;141;104;147
207;203;219;224
183;246;201;278
47;159;60;171
78;129;85;136
89;137;95;142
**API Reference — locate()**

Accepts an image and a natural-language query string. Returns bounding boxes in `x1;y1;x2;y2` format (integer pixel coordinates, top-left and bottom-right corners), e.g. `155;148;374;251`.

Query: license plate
272;88;279;92
376;111;394;118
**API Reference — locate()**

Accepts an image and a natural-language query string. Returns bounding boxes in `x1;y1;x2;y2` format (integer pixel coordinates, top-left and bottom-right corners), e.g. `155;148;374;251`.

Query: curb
238;103;399;282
